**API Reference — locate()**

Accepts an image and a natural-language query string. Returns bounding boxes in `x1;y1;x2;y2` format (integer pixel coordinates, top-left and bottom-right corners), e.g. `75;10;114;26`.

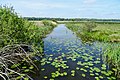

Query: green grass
66;23;120;42
100;42;120;78
92;24;120;42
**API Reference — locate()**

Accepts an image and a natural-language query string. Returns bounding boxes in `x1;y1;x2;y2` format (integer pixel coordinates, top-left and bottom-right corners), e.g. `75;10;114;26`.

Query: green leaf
82;74;86;77
44;76;48;79
24;78;29;80
16;76;22;80
24;69;30;72
22;66;27;69
29;65;34;69
11;63;20;68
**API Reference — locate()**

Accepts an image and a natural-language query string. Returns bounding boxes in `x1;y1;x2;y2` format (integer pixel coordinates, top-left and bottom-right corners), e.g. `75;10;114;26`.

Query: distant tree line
24;17;120;22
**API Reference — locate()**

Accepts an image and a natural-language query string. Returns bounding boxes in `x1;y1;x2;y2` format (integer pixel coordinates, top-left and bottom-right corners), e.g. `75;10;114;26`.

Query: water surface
37;24;115;80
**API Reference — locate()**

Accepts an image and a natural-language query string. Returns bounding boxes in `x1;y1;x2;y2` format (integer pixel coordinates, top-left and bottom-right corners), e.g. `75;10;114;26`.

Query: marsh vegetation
66;22;120;79
0;6;120;80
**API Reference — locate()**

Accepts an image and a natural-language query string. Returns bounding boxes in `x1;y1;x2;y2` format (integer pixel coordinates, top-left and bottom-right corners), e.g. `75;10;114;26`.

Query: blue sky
1;0;120;19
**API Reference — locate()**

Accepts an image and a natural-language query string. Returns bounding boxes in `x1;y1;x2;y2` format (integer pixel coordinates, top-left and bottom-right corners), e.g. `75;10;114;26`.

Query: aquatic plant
82;74;86;77
102;43;120;78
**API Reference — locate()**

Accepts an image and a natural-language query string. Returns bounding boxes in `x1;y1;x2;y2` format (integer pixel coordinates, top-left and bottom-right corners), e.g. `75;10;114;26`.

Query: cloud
83;0;96;4
17;1;68;10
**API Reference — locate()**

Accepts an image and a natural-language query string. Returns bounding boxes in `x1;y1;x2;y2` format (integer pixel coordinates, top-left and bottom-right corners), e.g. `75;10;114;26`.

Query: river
35;24;115;80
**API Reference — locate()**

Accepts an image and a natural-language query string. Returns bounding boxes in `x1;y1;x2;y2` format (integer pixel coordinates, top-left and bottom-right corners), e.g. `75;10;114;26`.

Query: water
35;24;116;80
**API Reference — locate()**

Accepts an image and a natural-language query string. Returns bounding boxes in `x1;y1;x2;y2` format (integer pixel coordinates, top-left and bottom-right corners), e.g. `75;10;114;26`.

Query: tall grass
101;43;120;78
66;22;120;42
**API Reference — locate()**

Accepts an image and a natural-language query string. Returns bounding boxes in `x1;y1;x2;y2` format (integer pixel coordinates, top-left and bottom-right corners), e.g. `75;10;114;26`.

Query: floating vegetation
82;74;86;77
76;67;79;70
94;67;101;72
71;70;75;76
39;24;118;80
41;68;45;71
90;73;94;76
1;3;119;80
44;76;48;79
95;77;100;80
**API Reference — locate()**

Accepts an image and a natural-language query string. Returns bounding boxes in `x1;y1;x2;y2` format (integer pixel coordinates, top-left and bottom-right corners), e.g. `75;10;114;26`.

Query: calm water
35;24;115;80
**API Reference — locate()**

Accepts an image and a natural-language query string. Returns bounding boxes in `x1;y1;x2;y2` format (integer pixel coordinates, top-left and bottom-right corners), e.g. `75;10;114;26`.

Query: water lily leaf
76;67;79;70
95;77;100;80
44;76;48;79
71;73;75;76
99;76;103;79
71;70;75;73
90;73;94;76
82;74;86;77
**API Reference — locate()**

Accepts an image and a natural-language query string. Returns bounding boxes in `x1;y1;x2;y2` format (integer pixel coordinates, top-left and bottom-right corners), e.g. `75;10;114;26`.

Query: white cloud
83;0;96;4
18;1;68;10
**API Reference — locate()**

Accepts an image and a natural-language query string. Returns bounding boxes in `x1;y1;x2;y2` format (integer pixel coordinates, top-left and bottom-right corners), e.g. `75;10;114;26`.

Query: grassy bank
0;6;57;80
66;22;120;42
66;22;120;78
102;43;120;78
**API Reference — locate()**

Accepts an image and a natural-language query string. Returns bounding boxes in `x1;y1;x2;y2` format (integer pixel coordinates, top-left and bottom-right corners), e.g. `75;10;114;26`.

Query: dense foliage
0;6;39;47
0;6;56;80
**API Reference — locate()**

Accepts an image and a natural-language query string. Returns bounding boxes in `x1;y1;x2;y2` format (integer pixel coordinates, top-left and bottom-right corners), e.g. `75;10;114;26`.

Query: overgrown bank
0;6;57;80
66;22;120;78
66;22;120;42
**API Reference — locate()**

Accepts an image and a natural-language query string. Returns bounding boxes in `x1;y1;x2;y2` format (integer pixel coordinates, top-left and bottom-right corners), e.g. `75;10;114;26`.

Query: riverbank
0;6;57;80
66;22;120;78
66;22;120;42
35;24;117;80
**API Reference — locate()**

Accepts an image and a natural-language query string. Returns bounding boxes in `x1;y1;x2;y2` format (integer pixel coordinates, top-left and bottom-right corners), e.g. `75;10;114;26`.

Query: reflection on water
35;24;116;80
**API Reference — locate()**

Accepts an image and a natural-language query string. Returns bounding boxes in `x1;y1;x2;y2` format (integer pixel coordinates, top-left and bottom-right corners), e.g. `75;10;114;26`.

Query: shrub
0;6;32;46
0;6;56;47
42;20;57;27
52;19;58;23
0;6;56;80
83;21;97;32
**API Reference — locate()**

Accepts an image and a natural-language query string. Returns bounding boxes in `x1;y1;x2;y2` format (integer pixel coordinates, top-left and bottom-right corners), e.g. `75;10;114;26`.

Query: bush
0;6;56;80
0;6;32;46
83;21;97;32
42;20;57;27
0;6;56;47
52;19;58;23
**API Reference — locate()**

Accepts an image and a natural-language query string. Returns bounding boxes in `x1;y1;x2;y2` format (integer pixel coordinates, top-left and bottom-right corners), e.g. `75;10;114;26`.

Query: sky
1;0;120;19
